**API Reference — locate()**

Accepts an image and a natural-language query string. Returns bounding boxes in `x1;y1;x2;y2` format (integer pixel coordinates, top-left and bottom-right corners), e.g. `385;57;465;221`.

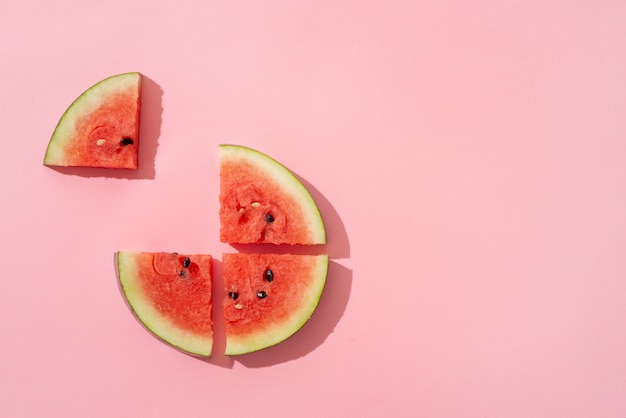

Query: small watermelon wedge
219;144;326;245
44;72;142;169
117;251;213;357
223;253;328;355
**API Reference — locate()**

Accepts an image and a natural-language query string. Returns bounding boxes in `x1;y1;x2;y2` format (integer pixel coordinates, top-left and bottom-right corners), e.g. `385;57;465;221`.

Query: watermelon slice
113;146;329;357
44;72;142;169
219;144;326;245
223;253;328;355
117;251;213;357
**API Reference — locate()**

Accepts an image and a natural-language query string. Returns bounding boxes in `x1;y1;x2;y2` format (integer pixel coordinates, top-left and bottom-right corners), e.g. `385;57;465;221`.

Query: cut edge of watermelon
44;72;142;168
116;251;213;357
224;253;329;356
219;144;327;245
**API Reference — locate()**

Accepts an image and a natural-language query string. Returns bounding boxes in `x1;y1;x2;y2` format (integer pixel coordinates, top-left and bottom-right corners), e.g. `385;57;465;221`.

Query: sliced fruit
223;253;328;355
219;144;326;245
117;251;213;357
44;72;142;169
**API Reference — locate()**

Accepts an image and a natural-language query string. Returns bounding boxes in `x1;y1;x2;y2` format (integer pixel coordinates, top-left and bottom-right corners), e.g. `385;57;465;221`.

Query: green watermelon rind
43;72;142;168
219;144;327;245
116;251;213;357
224;254;329;356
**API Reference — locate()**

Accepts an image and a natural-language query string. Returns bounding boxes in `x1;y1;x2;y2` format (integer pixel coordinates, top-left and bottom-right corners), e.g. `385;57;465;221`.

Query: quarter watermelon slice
219;144;326;245
117;251;213;357
223;253;328;355
44;72;142;169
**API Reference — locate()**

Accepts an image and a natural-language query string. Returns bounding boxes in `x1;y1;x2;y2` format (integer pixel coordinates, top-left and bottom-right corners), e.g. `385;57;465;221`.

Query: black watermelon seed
265;213;275;223
183;257;190;268
264;268;274;282
179;270;185;277
257;290;267;299
120;137;134;146
229;292;239;300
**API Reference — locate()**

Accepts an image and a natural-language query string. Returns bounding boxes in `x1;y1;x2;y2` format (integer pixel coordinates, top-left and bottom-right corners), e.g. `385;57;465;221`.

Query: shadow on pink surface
205;258;234;368
45;75;163;180
299;173;350;260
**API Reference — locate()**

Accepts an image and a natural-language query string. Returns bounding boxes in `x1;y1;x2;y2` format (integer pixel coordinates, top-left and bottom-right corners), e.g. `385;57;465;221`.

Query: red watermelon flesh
44;72;141;169
219;144;326;245
117;251;213;357
223;253;328;355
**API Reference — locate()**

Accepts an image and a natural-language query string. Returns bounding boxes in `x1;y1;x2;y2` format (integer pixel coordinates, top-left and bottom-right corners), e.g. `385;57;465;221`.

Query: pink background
2;0;626;416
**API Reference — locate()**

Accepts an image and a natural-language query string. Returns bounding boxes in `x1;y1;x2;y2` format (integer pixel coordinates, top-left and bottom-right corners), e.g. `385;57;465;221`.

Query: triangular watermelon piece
219;144;326;245
222;253;328;355
117;251;213;357
44;72;142;169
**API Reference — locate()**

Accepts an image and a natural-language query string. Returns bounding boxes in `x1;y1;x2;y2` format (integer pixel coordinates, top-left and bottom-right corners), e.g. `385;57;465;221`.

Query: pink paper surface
2;1;626;416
